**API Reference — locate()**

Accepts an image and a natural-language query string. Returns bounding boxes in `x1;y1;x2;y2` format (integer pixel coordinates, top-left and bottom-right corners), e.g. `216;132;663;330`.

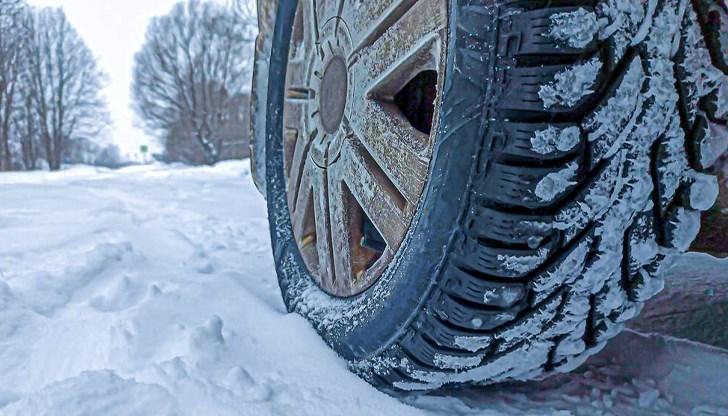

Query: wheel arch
250;0;278;196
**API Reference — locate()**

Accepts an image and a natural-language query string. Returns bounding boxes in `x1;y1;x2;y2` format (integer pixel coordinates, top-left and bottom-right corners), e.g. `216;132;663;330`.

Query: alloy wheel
282;0;447;297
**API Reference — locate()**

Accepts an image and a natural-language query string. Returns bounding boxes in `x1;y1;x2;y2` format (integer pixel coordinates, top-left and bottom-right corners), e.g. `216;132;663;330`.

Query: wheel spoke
336;137;408;248
309;165;337;288
285;120;317;211
287;160;319;277
285;59;313;99
283;46;315;201
344;0;445;69
343;103;429;204
342;0;444;204
299;0;320;50
290;164;314;242
326;171;354;293
340;0;414;53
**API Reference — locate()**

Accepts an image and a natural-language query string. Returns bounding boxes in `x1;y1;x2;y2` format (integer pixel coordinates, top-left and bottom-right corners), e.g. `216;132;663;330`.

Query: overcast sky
27;0;241;160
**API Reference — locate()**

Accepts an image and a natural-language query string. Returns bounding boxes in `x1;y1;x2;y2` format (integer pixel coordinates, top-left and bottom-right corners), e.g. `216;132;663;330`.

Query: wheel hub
309;18;352;169
320;56;348;134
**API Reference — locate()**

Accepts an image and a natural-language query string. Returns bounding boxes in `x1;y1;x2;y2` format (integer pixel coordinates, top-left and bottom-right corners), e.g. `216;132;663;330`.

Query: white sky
26;0;217;160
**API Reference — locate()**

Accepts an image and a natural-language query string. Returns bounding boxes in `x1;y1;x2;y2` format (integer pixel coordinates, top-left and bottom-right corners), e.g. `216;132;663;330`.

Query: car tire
264;0;727;391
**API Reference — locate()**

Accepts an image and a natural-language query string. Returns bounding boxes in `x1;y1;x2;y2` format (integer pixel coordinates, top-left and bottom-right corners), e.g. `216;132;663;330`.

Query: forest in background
0;0;257;170
0;0;111;170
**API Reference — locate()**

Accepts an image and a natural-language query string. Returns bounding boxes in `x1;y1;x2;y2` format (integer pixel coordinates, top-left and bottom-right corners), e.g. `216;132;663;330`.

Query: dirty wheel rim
282;0;447;297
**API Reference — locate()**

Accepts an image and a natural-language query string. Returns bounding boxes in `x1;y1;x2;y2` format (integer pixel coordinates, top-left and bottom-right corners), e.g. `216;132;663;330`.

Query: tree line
0;0;110;171
0;0;256;171
132;0;257;165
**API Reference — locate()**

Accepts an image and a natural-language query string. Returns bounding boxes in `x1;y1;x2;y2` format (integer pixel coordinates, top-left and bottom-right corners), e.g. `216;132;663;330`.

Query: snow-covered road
1;162;727;415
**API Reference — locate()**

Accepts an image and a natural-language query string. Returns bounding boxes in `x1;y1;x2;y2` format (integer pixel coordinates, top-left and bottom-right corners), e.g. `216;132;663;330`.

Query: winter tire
263;0;728;390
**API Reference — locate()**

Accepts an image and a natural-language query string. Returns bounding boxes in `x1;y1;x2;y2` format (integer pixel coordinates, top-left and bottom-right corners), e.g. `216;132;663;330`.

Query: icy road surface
1;162;727;415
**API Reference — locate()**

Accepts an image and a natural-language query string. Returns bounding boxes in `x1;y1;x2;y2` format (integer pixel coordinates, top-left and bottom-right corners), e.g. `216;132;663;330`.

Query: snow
547;8;600;49
585;58;645;162
667;207;702;252
454;335;493;353
531;126;581;155
530;241;591;305
1;162;728;415
539;58;603;109
2;372;179;416
433;354;484;371
686;171;719;211
658;116;690;210
717;78;728;120
535;163;578;202
701;122;728;169
680;9;724;123
410;328;728;416
599;0;647;58
0;162;420;416
497;248;550;274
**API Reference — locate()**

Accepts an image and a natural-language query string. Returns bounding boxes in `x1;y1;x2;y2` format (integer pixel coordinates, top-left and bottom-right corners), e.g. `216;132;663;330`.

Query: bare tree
9;5;42;170
0;0;26;171
231;0;256;23
132;0;256;165
15;92;39;170
26;7;110;171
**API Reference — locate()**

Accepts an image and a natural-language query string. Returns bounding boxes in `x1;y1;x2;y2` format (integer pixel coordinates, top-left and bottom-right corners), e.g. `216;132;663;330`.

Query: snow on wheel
253;0;728;391
279;0;446;296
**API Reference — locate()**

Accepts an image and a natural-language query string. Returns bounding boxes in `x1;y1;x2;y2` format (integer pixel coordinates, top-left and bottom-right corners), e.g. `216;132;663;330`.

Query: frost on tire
262;0;726;392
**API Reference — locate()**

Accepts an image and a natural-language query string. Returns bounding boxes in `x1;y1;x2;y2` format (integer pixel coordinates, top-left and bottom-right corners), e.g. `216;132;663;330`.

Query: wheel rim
282;0;447;297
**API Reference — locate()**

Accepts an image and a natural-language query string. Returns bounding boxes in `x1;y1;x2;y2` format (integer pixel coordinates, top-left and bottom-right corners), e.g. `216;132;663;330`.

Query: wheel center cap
319;56;348;134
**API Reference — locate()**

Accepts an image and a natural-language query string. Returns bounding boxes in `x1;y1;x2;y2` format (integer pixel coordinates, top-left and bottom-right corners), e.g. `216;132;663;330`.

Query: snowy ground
1;162;727;416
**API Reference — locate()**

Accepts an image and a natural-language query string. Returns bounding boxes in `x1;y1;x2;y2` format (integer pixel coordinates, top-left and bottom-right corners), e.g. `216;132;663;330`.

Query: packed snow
547;8;600;49
538;58;602;109
534;163;578;202
1;162;727;415
531;126;581;155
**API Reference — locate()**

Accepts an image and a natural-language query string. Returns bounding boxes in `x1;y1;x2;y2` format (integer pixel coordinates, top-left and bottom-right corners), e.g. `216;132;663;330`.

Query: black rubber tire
264;0;727;391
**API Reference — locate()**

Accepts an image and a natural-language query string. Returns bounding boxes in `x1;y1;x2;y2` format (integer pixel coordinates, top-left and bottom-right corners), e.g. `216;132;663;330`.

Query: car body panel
250;0;277;196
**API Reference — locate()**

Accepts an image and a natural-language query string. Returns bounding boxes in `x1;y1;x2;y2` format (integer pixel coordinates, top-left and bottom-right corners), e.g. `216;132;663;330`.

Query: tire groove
497;47;640;124
689;0;728;74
